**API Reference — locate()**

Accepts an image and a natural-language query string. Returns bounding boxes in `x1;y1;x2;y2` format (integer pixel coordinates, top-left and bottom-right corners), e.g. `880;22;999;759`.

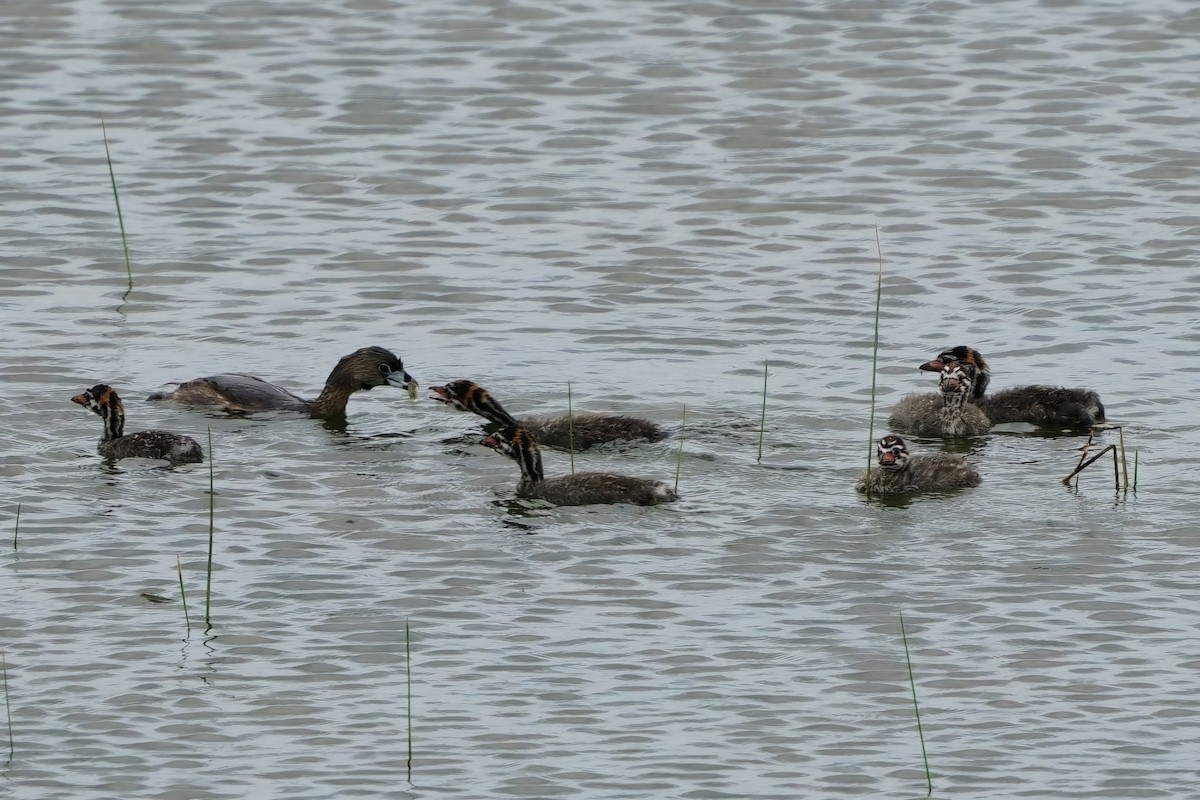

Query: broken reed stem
1063;427;1134;491
11;503;18;550
2;652;12;760
865;225;885;489
899;613;932;797
567;381;574;474
1070;429;1097;489
177;556;191;636
674;405;686;494
204;427;215;626
100;115;133;293
1061;443;1117;487
405;618;413;781
757;360;768;463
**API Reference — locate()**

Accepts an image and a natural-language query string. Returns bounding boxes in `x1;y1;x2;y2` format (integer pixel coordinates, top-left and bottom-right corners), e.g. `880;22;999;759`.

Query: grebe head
876;435;910;471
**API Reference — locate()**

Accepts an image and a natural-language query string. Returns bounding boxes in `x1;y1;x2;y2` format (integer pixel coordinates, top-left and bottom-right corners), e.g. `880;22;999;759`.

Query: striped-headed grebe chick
856;435;980;493
431;379;666;450
481;426;677;507
921;345;1104;428
73;384;203;465
148;346;416;419
888;364;991;438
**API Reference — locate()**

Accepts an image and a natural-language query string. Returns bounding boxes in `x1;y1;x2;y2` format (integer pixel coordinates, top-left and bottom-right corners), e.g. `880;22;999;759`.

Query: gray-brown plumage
920;345;1105;428
856;434;980;493
888;364;991;437
481;426;677;507
72;384;203;465
431;379;666;450
147;346;416;419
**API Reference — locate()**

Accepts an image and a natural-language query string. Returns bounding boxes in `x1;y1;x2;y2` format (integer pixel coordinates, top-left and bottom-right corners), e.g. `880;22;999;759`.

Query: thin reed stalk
204;428;215;626
1133;450;1138;490
2;651;12;761
865;225;885;489
1070;430;1097;489
100;115;133;293
12;503;18;550
567;381;575;473
405;618;413;780
757;360;768;463
674;405;686;494
899;613;932;797
177;556;191;636
1118;427;1129;490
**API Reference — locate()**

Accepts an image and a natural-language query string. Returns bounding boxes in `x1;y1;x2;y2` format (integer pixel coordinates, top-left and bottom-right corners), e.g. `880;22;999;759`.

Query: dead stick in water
1061;444;1117;487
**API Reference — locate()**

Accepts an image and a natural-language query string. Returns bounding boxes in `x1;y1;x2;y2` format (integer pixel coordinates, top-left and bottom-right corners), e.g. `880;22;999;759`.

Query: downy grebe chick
920;345;1105;428
888;364;991;437
431;379;667;450
856;434;980;493
481;426;678;507
148;346;416;419
72;384;204;465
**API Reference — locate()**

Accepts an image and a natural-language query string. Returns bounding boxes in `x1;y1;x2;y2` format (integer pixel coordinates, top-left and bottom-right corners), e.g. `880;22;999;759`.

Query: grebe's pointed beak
919;359;944;372
385;368;418;399
429;385;452;404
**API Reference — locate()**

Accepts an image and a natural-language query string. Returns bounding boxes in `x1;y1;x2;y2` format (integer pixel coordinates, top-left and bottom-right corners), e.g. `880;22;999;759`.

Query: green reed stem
100;115;133;293
204;428;215;626
177;555;191;637
2;652;13;760
405;617;413;780
674;405;686;494
757;360;768;463
899;612;932;796
567;381;575;473
12;503;18;550
1133;450;1138;491
865;225;885;490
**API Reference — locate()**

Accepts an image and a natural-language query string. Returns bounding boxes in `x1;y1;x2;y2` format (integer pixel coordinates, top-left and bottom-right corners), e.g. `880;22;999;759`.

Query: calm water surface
3;0;1200;797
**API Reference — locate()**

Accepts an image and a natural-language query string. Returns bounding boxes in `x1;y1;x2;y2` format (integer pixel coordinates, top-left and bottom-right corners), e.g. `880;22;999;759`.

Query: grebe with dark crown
920;346;1104;428
148;346;416;419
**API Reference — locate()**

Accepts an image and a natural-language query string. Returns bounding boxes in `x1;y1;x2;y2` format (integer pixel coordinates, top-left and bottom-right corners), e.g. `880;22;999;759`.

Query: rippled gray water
3;0;1199;797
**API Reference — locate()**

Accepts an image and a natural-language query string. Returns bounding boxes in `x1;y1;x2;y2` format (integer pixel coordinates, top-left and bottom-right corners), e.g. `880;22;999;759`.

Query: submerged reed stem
675;405;686;494
2;651;13;761
177;555;191;637
1133;450;1138;490
757;360;768;463
866;225;885;488
204;427;215;626
567;381;575;473
899;612;932;796
100;115;133;293
405;617;413;781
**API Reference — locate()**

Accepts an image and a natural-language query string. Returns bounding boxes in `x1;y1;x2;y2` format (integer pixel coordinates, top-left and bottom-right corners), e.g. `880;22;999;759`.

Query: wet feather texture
72;384;204;465
148;346;416;419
